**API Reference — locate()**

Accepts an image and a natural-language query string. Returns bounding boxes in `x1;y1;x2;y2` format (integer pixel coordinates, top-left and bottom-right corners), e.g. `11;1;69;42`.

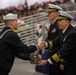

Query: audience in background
0;1;76;23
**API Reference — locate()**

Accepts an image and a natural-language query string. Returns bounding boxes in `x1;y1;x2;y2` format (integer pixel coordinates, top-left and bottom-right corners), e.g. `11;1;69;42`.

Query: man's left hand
38;60;47;66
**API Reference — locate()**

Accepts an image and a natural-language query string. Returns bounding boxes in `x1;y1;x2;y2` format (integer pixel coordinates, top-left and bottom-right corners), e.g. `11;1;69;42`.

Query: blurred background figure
35;22;50;74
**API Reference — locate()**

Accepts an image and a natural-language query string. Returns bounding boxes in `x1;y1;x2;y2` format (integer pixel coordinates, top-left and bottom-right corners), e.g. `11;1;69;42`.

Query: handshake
37;41;47;50
30;41;47;64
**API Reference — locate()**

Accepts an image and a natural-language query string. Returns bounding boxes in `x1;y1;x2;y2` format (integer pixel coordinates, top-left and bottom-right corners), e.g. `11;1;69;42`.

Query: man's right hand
38;41;46;50
37;54;42;60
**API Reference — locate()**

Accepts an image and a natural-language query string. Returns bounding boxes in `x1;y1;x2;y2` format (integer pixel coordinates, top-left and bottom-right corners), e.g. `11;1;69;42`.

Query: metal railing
0;12;47;45
0;11;76;45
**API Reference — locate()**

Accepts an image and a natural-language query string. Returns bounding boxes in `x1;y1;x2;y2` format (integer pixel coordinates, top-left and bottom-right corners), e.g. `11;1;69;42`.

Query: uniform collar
11;27;16;32
5;26;16;32
51;20;57;25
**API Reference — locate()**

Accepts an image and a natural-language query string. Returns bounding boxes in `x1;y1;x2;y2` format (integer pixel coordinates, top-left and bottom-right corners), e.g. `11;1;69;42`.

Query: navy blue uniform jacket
0;26;37;72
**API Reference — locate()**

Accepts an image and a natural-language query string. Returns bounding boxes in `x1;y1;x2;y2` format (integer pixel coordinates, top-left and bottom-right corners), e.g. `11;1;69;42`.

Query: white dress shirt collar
62;25;69;33
51;20;57;25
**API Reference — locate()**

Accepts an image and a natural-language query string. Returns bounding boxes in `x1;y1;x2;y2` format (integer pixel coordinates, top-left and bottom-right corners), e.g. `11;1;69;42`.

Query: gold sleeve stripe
49;41;53;49
52;54;61;62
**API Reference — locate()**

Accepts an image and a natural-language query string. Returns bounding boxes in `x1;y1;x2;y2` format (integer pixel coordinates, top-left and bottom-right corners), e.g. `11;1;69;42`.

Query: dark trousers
0;71;9;75
47;63;63;75
63;63;76;75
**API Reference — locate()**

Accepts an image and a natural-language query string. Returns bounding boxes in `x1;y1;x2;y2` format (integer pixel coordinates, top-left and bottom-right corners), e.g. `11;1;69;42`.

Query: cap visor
46;9;56;13
57;16;67;20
